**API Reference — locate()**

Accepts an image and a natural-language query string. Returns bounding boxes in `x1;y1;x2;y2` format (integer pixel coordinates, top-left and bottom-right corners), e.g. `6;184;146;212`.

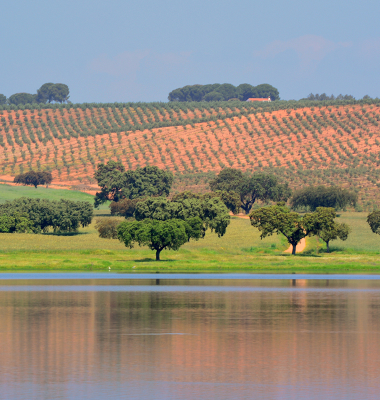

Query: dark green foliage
367;211;380;235
290;186;357;211
0;197;93;233
203;91;225;102
171;190;240;214
250;202;336;254
168;83;280;102
253;84;280;101
0;213;32;233
237;84;257;101
319;221;351;252
14;170;53;188
124;166;173;200
95;218;120;239
110;198;142;218
94;161;127;206
8;93;36;105
36;83;70;103
117;218;203;260
305;93;355;101
94;161;173;207
134;196;230;237
0;94;6;105
210;168;291;214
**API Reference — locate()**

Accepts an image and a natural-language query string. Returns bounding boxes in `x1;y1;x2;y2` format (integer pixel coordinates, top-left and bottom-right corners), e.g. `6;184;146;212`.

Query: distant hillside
1;99;380;209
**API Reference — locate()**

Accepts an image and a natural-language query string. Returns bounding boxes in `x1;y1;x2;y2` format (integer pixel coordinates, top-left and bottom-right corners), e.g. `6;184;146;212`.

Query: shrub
110;198;142;218
95;218;121;239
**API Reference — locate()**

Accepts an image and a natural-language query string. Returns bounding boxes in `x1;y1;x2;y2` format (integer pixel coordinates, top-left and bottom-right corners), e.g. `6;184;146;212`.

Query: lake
0;273;379;400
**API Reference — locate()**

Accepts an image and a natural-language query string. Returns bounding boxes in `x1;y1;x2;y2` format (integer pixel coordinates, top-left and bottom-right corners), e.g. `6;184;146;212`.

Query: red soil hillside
1;102;380;208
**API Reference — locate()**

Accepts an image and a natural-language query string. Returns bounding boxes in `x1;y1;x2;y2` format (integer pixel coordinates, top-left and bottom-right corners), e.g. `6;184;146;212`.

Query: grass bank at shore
1;213;380;273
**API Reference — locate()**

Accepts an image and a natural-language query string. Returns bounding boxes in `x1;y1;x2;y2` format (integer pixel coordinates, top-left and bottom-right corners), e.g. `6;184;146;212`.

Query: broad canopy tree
8;93;36;105
367;211;380;235
116;194;231;260
94;161;173;208
291;185;357;211
249;202;336;254
171;190;240;215
118;217;203;261
319;222;351;252
36;83;70;104
210;168;291;214
14;170;53;188
134;195;231;238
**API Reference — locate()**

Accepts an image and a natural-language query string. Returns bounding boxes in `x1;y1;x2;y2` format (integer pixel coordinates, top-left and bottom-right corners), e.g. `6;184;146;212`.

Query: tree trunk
292;244;297;255
326;241;330;253
156;249;161;261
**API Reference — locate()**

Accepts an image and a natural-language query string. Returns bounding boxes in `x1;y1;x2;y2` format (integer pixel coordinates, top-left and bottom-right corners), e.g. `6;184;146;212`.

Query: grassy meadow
0;183;111;209
0;183;94;203
0;209;380;272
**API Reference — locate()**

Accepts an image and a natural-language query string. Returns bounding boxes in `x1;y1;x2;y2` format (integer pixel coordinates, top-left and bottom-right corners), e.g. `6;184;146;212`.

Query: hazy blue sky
1;0;379;103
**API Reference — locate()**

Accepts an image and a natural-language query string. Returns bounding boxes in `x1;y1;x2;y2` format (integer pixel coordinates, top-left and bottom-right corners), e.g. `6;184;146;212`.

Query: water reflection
0;279;379;400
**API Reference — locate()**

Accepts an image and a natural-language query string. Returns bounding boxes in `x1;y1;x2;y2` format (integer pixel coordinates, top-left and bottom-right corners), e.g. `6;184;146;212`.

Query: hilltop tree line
304;93;374;101
168;83;280;102
0;83;70;106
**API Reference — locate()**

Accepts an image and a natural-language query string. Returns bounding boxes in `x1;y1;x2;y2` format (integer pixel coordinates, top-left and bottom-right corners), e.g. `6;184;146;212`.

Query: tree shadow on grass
277;251;322;258
42;231;90;236
317;246;346;254
116;258;177;263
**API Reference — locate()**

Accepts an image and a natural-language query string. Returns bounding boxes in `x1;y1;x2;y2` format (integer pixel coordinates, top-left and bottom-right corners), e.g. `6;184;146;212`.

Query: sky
1;0;380;103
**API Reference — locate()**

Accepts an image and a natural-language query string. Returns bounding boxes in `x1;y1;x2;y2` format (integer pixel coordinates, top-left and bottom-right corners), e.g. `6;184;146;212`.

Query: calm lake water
0;274;379;400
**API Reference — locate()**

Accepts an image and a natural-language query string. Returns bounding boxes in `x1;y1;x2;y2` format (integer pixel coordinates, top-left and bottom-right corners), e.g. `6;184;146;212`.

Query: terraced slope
1;100;380;209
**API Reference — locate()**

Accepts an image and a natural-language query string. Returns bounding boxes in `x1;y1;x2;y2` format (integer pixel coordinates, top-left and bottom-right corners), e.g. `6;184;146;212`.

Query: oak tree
14;171;53;188
291;186;357;211
319;222;351;252
249;202;336;254
117;217;203;260
210;168;291;214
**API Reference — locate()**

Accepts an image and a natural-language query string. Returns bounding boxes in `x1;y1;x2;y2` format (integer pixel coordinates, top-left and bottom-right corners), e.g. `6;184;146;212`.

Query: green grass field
0;183;111;209
0;183;94;203
0;212;380;272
